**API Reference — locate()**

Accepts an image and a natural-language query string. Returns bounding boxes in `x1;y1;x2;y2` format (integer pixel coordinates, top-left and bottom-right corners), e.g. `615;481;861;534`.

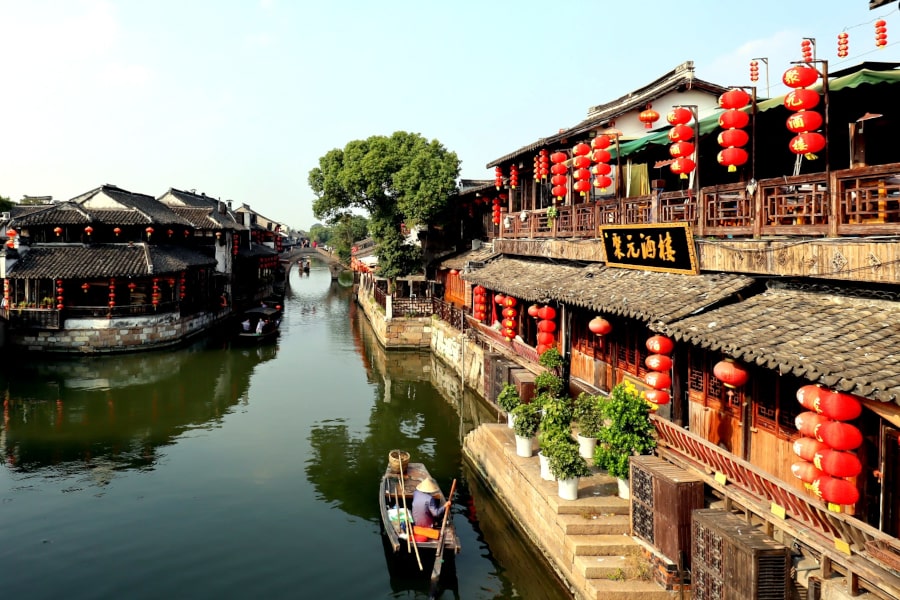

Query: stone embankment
464;423;678;600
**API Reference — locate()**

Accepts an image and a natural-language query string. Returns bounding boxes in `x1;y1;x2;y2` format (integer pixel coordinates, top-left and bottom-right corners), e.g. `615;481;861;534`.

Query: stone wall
430;318;485;399
12;311;221;353
356;288;432;349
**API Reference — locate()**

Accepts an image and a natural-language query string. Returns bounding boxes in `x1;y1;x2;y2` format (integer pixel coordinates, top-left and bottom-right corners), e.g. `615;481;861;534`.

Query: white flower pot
617;477;630;500
576;434;597;460
515;434;534;458
538;451;555;481
507;412;515;429
558;477;579;501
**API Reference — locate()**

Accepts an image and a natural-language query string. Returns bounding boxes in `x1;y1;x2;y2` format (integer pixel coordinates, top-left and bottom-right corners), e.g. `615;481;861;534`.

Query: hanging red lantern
817;421;863;451
502;318;516;330
784;88;820;111
82;282;89;293
719;88;750;110
528;304;540;318
717;128;749;148
591;162;611;176
473;285;485;295
639;106;660;129
801;39;813;63
591;149;611;164
494;294;505;305
719;109;750;130
588;316;612;336
537;306;556;321
792;461;823;484
717;147;749;172
551;174;568;186
536;344;551;355
667;107;693;126
551;185;567;200
875;19;888;49
537;319;557;333
793;437;830;462
128;282;137;292
573;155;591;169
113;227;121;236
502;307;517;319
644;389;671;405
494;166;503;189
713;358;749;388
645;371;671;390
669;141;695;158
591;134;611;150
646;335;674;355
573;180;591;195
84;226;93;235
813;448;863;479
783;65;819;88
837;32;849;57
536;331;555;346
811;475;859;506
670;157;696;179
795;411;831;439
572;142;591;157
54;226;63;236
789;132;826;159
786;110;823;133
550;151;568;164
749;60;760;82
645;354;672;372
145;226;154;238
667;124;694;142
796;385;862;421
593;175;612;191
509;164;518;189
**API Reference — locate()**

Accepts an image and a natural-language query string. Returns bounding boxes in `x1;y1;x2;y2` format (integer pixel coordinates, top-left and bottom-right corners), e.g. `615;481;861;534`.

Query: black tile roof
10;203;92;226
159;188;242;230
658;281;900;403
71;185;192;227
461;256;756;324
6;244;216;279
440;243;497;271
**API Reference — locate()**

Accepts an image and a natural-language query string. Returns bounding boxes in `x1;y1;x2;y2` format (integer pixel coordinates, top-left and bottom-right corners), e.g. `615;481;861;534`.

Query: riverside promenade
463;423;679;600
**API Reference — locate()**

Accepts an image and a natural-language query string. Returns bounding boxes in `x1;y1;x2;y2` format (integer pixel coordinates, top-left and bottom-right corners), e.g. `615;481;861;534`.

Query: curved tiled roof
6;244;215;279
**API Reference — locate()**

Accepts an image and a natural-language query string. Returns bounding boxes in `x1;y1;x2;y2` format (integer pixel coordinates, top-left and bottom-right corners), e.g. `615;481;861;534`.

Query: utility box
510;369;535;404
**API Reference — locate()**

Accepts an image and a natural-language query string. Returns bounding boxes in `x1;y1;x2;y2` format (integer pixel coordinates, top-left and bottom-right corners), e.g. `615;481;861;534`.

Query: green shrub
511;402;541;438
594;381;657;480
573;393;605;439
546;436;592;480
497;383;521;413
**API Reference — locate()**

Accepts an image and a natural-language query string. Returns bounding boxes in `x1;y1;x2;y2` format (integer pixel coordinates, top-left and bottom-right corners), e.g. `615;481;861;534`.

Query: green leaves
594;382;657;480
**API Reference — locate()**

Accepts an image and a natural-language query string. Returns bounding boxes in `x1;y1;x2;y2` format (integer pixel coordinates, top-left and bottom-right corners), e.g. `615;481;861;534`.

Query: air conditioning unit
483;353;516;405
691;509;791;600
630;455;705;569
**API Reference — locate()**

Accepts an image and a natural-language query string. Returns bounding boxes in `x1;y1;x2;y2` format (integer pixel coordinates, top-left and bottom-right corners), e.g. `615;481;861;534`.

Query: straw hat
416;478;440;494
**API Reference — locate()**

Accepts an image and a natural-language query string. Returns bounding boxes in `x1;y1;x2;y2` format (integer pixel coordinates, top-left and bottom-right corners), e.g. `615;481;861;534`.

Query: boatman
411;478;446;529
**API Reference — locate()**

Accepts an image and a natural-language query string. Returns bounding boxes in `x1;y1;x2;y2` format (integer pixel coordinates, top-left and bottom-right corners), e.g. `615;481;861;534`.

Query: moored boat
379;458;460;576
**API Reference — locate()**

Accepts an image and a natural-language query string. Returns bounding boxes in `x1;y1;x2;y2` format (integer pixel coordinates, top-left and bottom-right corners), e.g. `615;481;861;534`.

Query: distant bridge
289;247;347;280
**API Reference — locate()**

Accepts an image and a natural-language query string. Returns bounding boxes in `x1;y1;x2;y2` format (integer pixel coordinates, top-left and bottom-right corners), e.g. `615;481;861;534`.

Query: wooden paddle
398;473;423;570
429;478;457;599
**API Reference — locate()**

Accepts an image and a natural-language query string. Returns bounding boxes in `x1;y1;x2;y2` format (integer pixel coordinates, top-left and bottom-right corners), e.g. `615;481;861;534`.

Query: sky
1;1;896;232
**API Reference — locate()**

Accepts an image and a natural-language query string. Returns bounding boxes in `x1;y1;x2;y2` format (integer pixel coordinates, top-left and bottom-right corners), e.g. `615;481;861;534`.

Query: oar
398;472;423;570
429;478;457;599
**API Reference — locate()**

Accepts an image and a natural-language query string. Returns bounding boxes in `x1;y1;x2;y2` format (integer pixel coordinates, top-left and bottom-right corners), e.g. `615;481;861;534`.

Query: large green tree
308;131;459;280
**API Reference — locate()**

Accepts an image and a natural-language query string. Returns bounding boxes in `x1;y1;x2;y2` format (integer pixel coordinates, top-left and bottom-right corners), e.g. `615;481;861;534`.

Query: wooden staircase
464;423;678;600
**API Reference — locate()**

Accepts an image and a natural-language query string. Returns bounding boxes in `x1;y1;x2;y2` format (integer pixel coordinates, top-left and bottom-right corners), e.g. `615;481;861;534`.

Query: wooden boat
235;306;281;344
379;461;460;573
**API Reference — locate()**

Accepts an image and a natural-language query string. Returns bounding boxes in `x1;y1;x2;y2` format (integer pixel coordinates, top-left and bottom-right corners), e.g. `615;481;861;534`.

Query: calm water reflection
0;260;569;599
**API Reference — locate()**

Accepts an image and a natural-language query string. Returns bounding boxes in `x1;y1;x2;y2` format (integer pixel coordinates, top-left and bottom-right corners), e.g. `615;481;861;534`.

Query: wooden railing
491;163;900;241
653;415;900;599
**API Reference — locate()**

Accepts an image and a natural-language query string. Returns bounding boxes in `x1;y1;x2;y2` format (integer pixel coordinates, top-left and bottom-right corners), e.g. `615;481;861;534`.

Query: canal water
0;259;571;599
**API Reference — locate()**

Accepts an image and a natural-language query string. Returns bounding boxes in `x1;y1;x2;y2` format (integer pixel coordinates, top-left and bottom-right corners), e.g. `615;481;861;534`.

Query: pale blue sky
1;0;895;230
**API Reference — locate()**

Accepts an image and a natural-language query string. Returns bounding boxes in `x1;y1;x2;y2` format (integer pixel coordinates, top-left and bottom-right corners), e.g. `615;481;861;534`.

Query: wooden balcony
493;163;900;241
653;415;900;599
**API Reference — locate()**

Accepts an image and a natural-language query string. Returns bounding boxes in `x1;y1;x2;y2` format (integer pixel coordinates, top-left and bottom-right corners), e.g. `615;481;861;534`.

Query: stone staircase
463;423;677;600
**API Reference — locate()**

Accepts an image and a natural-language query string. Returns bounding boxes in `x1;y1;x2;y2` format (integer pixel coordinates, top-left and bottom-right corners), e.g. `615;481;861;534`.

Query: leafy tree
331;214;368;262
0;195;13;213
308;223;331;245
308;131;460;283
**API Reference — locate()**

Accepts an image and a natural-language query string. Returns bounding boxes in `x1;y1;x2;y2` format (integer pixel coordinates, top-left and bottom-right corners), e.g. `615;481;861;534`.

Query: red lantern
503;329;516;340
644;371;671;390
113;227;121;236
588;316;612;336
801;38;813;63
667;124;694;142
811;475;859;506
573;180;591;195
54;226;63;236
713;359;748;388
837;32;849;58
536;331;555;346
537;306;556;321
593;175;612;191
494;294;505;305
646;335;674;355
473;285;485;295
502;296;517;308
784;89;820;111
551;185;568;199
791;461;823;484
666;107;693;126
817;421;863;451
145;226;154;237
813;449;862;479
572;142;591;156
670;157;696;178
550;151;568;164
719;88;750;110
669;141;695;158
537;319;557;333
536;344;551;355
717;129;749;148
786;110;823;133
644;389;671;406
719;109;750;130
82;282;89;293
789;132;826;158
749;60;759;82
502;307;516;319
717;147;749;172
793;437;830;462
573;155;591;169
591;162;611;176
795;411;830;439
494;166;503;190
782;65;819;88
639;107;660;129
527;304;540;318
875;19;888;49
84;226;93;235
591;149;611;164
645;354;672;372
796;385;862;421
591;135;610;150
502;318;516;330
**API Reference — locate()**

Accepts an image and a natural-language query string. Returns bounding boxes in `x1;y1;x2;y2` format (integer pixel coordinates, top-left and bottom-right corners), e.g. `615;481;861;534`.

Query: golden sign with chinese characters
599;223;699;274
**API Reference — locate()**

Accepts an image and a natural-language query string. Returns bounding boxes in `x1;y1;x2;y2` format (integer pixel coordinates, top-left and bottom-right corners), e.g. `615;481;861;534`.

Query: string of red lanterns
501;296;518;340
749;60;760;82
549;151;568;202
875;19;888;49
492;197;501;226
667;107;696;179
535;305;557;355
644;335;675;408
538;149;549;182
494;166;503;190
717;89;751;172
590;135;612;193
55;279;64;310
572;143;591;197
837;32;849;58
509;164;518;189
472;285;487;322
783;63;825;160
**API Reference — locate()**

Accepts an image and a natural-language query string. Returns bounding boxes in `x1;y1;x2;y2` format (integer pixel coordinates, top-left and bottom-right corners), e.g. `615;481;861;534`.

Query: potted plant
546;435;592;500
497;383;521;428
594;381;657;499
537;396;573;480
511;402;541;458
573;392;606;459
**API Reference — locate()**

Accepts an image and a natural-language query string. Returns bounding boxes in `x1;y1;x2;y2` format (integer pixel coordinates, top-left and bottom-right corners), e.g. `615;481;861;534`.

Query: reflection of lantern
713;358;748;388
646;335;673;355
588;316;612;336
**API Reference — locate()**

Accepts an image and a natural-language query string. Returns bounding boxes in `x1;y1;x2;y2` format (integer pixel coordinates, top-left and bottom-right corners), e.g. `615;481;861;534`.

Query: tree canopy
308;131;460;279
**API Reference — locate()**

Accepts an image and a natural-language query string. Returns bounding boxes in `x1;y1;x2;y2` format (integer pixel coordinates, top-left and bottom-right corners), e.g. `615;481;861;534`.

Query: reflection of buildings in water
0;339;275;480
